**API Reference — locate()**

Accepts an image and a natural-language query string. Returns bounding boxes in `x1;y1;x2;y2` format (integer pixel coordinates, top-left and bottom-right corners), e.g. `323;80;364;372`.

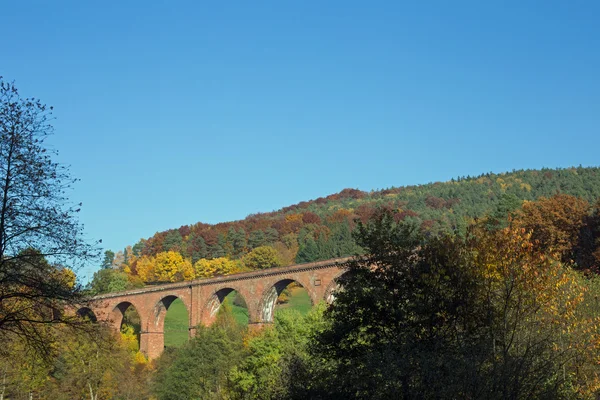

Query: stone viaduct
80;257;351;359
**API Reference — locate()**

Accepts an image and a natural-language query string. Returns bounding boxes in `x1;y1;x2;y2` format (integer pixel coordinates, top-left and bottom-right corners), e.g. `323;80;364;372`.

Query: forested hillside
92;167;600;292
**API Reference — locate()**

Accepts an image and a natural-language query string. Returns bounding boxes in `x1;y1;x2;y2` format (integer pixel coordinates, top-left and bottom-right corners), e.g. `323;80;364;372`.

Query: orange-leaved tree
512;194;590;265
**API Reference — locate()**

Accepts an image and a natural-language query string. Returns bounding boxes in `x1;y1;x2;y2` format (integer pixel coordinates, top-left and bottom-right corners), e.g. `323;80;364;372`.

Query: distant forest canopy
94;166;600;292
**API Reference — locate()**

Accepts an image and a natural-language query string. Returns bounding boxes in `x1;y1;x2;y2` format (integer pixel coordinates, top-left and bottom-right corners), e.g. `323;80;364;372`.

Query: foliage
0;77;98;357
194;257;243;278
309;209;600;399
512;194;590;265
86;268;140;295
117;167;600;282
229;306;326;400
162;230;183;252
0;323;151;400
151;305;245;400
136;251;195;283
101;250;115;269
242;246;282;270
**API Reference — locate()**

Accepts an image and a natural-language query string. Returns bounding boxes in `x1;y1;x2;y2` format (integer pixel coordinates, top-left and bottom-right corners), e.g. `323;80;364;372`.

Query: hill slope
116;167;600;268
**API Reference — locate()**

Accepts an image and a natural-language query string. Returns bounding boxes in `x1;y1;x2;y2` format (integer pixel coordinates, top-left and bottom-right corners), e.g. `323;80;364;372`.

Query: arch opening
324;271;350;304
76;307;97;323
112;302;142;350
204;288;249;326
262;279;313;323
159;296;189;348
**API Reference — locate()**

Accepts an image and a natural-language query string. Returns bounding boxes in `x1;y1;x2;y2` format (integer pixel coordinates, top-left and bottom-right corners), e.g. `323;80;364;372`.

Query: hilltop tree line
91;167;600;294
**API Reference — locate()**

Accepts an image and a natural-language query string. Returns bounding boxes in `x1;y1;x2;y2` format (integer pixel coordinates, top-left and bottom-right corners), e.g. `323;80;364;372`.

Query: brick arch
258;278;315;323
76;307;97;322
151;294;188;331
110;301;144;331
200;286;251;326
89;256;351;359
323;270;350;304
141;294;191;355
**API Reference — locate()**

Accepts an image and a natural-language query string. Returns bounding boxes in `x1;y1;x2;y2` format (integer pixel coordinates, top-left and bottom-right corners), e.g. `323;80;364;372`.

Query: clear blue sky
2;1;599;281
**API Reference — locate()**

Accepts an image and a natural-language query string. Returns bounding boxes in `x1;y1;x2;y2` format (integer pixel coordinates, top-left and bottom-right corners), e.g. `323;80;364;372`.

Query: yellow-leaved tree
135;251;194;283
194;257;242;278
469;224;600;396
242;245;282;270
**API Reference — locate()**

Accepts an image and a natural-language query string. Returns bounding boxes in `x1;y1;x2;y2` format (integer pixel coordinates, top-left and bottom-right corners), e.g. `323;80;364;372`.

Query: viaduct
80;257;351;359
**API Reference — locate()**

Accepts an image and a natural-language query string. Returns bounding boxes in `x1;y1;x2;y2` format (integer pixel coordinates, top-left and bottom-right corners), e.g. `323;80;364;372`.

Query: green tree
87;268;131;295
309;209;600;399
132;239;146;257
228;228;247;258
101;250;115;269
163;230;183;252
209;243;226;259
229;306;326;400
248;230;266;249
264;228;279;245
242;246;282;270
486;193;522;229
151;304;244;400
295;236;319;263
328;221;362;257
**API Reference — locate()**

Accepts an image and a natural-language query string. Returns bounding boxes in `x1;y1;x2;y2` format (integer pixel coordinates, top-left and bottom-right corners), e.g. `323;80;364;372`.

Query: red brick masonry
82;257;351;359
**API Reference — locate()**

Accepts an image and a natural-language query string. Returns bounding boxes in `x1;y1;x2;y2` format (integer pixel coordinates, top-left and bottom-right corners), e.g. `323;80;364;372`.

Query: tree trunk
0;369;6;400
88;382;98;400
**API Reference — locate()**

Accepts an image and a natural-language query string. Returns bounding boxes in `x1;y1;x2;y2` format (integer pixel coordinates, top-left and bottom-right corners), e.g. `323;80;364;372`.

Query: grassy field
163;287;313;348
275;287;312;315
163;299;190;348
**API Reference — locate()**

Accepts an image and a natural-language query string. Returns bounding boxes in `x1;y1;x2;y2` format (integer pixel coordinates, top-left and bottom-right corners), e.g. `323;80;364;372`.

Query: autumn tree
242;246;282;270
136;251;194;283
512;194;590;265
0;77;98;356
310;209;600;399
194;257;242;278
578;198;600;271
0;336;52;399
185;232;208;263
